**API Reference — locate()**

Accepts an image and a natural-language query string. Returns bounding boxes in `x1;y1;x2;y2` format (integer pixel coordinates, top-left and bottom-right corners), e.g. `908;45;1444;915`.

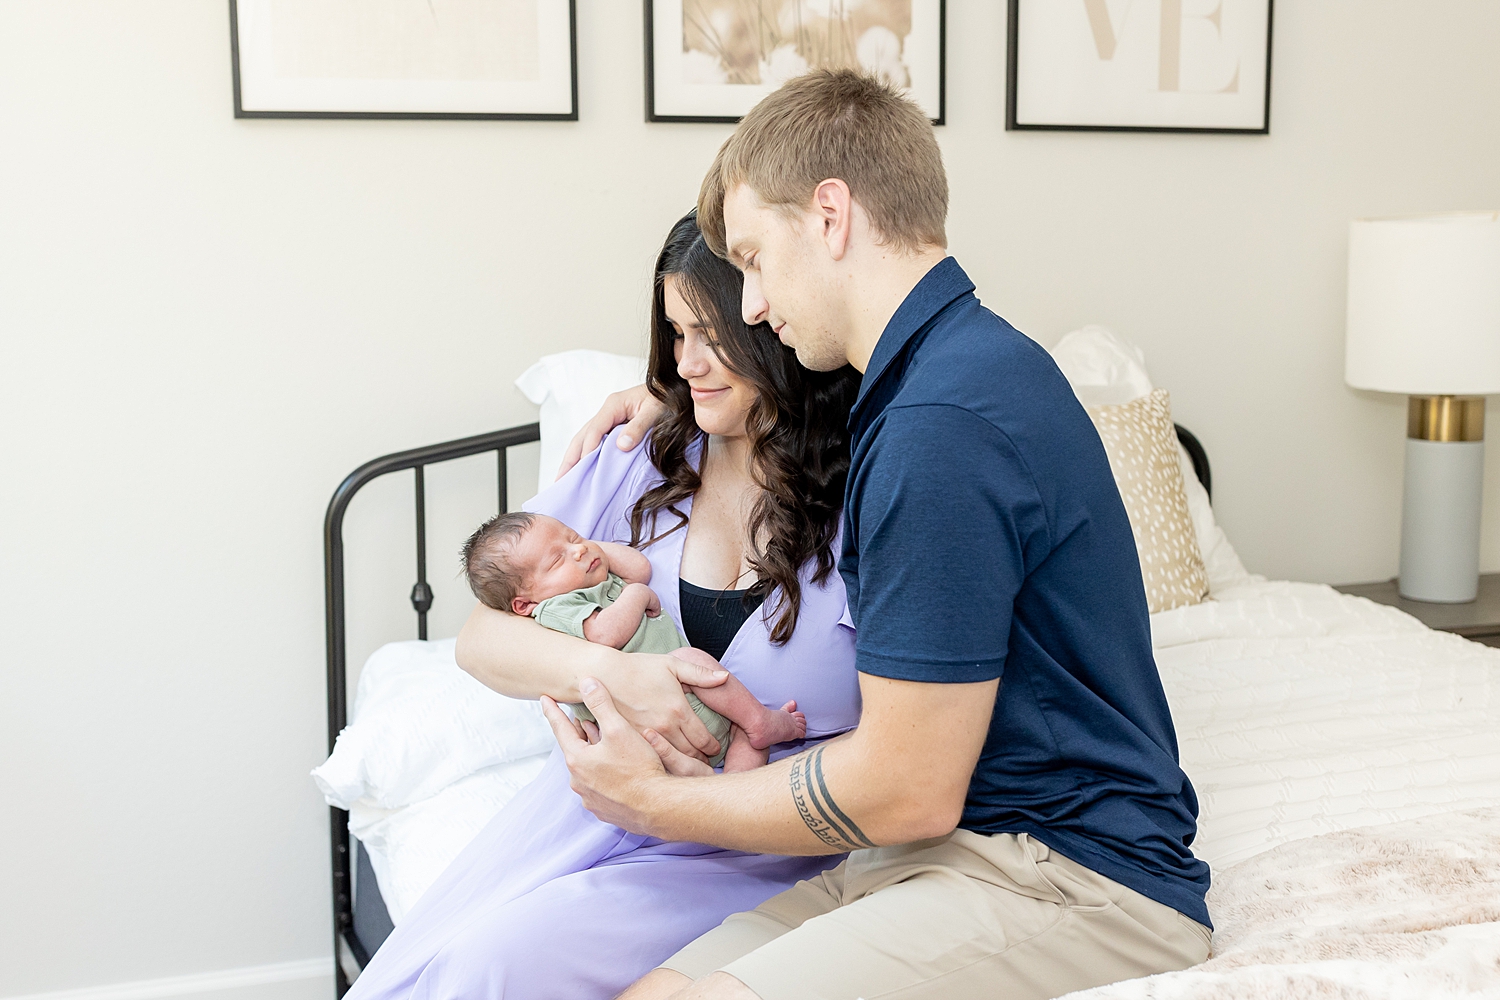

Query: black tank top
677;579;766;661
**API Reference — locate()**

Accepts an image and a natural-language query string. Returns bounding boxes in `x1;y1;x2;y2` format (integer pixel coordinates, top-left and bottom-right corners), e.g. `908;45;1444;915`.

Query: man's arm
542;670;996;854
556;385;665;479
598;541;653;585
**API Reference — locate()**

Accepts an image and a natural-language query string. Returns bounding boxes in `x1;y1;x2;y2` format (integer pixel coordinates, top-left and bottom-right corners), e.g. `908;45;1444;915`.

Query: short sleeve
850;405;1050;683
531;591;603;639
524;427;659;544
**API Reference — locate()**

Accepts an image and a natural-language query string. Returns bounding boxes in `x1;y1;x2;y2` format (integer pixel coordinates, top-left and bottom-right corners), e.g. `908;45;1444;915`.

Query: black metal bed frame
1176;425;1212;500
317;419;1210;995
322;422;540;996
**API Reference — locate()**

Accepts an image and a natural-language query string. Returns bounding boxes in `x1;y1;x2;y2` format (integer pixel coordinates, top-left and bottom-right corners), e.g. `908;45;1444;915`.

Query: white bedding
1157;578;1500;870
350;755;548;923
1062;807;1500;999
312;639;554;922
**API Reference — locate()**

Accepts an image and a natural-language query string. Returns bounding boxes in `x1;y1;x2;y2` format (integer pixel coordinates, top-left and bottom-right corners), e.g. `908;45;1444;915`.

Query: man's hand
542;678;674;833
556;385;665;480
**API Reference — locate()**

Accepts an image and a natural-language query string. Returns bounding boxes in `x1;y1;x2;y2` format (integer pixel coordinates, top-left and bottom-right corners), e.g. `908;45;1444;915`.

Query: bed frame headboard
1176;424;1212;499
318;419;1209;993
322;422;540;994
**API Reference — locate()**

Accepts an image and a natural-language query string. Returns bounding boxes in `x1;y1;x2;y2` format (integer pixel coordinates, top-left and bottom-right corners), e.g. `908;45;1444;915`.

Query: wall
2;1;1498;996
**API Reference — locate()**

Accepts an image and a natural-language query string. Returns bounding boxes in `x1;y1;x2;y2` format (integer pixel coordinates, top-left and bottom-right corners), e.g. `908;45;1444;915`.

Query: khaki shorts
661;831;1210;1000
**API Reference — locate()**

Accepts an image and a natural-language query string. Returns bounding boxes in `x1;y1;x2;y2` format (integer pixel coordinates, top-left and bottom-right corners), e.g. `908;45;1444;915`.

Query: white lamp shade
1345;211;1500;395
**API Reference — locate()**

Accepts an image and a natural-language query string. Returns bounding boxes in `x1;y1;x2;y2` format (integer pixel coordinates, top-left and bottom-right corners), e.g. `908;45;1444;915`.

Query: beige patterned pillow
1086;389;1208;613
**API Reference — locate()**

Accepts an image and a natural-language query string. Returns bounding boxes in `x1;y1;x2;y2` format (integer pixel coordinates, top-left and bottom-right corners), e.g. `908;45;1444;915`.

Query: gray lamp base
1399;437;1484;603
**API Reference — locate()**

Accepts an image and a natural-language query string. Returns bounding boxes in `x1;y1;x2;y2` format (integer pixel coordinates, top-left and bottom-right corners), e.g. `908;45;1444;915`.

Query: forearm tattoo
789;746;876;850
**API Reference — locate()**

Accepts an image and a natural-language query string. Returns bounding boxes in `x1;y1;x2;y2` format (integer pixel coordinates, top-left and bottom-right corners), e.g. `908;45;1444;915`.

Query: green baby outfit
531;572;732;767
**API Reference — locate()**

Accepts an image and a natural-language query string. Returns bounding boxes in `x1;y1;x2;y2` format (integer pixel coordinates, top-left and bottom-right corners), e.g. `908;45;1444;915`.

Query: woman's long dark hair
629;211;859;644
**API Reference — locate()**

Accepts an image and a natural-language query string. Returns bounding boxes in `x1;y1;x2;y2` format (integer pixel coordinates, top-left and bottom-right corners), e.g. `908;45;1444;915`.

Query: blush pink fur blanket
1062;808;1500;1000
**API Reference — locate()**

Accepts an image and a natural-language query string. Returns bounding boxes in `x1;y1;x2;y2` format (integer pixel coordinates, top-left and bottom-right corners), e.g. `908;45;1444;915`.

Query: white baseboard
2;960;333;1000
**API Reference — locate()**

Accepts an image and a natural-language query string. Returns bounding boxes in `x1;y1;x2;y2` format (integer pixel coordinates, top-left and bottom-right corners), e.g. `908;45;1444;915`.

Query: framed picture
646;0;945;124
229;0;578;120
1006;0;1272;133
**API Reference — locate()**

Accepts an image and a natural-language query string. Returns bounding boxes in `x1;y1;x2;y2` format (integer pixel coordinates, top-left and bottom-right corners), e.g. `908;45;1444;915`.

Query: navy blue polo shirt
840;257;1211;927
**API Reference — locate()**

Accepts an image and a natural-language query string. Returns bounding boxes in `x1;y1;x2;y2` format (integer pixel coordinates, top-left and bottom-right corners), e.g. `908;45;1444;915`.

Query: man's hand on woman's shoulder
556;384;665;479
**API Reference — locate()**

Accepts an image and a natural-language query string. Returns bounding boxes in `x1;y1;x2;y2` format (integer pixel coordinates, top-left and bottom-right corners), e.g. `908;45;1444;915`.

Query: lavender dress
347;429;862;1000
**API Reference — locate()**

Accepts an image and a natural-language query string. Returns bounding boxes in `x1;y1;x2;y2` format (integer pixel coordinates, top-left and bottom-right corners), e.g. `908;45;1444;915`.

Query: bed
314;340;1500;998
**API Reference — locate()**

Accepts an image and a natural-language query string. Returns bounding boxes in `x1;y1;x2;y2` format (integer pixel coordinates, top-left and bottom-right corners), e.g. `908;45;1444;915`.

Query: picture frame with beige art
1007;0;1272;133
646;0;945;124
230;0;578;120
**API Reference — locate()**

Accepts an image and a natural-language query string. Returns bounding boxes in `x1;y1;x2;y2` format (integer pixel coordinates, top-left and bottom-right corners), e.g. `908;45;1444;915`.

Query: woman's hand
593;652;730;762
556;385;665;480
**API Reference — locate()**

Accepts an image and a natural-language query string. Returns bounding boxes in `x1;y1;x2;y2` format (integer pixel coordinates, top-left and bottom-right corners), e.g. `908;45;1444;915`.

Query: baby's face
512;515;610;602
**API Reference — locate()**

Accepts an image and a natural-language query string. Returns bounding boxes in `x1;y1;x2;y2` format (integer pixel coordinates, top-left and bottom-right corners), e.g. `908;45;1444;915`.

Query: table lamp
1346;211;1500;603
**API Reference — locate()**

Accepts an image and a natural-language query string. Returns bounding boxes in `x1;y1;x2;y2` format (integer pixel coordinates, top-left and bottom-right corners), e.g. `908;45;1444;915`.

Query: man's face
723;183;849;372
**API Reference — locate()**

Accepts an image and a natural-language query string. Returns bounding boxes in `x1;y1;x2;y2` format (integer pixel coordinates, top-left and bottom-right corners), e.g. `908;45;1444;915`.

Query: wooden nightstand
1335;573;1500;648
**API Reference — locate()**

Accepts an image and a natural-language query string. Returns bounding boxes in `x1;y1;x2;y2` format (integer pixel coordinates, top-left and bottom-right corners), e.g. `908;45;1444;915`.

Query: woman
347;213;862;1000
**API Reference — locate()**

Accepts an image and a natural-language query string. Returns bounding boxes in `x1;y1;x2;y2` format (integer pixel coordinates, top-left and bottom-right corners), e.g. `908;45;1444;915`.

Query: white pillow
311;638;554;811
1049;326;1251;595
515;350;648;484
350;753;550;923
1050;325;1155;407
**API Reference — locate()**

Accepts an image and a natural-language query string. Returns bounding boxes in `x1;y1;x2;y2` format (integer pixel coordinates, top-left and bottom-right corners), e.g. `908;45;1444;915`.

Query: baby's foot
742;699;807;750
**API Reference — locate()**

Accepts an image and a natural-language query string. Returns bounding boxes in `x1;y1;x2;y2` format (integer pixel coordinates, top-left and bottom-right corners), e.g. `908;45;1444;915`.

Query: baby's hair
461;511;538;612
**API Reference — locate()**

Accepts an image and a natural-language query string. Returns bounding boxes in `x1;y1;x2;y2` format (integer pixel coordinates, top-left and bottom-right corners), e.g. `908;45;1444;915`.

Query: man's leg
619;862;851;999
642;831;1209;1000
616;970;760;1000
615;968;691;999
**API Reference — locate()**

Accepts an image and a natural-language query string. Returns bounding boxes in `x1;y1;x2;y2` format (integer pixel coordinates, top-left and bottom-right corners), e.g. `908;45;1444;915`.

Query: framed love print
230;0;578;120
1007;0;1272;133
646;0;946;124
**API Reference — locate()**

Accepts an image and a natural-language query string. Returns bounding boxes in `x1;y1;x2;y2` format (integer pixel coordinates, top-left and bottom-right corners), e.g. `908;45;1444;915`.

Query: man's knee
617;968;690;999
617;969;760;1000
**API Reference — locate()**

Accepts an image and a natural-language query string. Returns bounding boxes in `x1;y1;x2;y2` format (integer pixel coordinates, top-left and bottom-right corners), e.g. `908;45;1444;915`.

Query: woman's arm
456;602;727;759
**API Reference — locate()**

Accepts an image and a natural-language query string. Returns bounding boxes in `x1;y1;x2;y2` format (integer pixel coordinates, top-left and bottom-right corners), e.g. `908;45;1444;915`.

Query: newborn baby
461;512;806;770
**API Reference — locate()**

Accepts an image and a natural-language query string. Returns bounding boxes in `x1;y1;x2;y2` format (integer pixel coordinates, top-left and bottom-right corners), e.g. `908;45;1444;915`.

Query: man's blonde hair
698;69;947;259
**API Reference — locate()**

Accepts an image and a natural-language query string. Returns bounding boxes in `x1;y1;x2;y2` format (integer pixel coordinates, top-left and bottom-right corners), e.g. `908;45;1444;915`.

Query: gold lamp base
1408;396;1485;442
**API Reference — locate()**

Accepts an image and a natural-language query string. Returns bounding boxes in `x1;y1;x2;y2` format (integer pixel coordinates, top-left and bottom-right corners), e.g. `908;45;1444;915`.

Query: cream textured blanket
1063;808;1500;999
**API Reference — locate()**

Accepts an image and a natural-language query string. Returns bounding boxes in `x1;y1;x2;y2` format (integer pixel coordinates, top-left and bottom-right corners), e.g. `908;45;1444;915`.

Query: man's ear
511;596;538;616
811;178;854;261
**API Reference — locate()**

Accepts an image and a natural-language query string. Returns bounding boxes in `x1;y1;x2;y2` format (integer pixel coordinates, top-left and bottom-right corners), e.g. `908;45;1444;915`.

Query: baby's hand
620;581;661;618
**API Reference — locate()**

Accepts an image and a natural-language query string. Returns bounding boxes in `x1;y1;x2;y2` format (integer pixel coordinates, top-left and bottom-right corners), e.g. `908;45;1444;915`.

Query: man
544;70;1211;1000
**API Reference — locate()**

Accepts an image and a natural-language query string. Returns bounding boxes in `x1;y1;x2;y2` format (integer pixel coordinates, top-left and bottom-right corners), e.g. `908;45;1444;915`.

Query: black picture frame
645;0;946;125
1005;0;1272;134
229;0;579;121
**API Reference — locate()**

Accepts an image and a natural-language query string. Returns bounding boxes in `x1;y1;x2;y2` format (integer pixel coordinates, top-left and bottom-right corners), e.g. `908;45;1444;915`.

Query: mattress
353;839;396;958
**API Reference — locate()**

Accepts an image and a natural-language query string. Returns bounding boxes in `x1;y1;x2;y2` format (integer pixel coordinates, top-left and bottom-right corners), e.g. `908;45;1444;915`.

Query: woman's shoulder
524;428;663;541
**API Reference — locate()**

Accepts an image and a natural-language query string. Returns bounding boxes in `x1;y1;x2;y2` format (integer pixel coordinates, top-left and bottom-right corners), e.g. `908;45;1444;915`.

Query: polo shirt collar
854;256;975;411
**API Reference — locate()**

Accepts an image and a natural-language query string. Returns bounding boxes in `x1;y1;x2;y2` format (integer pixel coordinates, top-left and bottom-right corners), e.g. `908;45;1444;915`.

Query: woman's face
663;274;756;439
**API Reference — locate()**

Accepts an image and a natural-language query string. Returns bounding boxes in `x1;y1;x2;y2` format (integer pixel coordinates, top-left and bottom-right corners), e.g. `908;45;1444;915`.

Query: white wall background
2;1;1499;996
